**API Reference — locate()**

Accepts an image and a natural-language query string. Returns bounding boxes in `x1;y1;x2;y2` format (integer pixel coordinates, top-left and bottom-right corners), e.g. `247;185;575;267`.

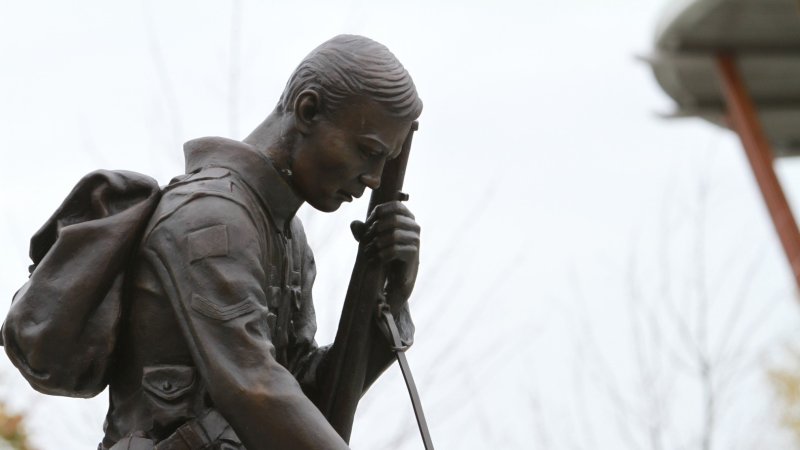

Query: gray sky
1;0;800;448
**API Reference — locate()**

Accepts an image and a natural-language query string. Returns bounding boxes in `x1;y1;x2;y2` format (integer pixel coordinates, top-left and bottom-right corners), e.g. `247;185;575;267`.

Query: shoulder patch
188;224;228;262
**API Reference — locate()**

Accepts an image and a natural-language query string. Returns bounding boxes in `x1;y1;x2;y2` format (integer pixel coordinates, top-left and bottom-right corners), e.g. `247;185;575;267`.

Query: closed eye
359;144;384;158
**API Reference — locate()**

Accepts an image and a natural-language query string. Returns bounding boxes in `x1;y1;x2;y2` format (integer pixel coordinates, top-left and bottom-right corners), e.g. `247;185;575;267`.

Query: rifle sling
377;304;435;450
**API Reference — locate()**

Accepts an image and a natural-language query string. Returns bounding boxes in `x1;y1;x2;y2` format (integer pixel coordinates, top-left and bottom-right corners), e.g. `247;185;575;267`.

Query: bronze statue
2;35;425;449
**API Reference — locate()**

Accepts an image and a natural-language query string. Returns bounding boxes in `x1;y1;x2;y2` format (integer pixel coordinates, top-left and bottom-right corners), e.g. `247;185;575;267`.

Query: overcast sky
2;0;800;448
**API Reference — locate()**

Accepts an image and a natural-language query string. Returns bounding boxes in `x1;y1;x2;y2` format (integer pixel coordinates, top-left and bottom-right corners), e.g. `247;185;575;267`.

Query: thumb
350;220;367;242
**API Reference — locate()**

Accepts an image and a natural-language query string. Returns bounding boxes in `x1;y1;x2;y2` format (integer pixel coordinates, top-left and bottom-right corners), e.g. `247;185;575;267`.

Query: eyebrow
357;135;389;155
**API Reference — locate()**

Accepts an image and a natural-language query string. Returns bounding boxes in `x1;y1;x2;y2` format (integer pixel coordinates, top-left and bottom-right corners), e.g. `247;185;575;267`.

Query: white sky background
2;0;800;448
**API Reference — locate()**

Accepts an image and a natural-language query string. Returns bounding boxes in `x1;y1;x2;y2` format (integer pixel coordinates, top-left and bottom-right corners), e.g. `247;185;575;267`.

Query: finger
366;201;415;224
368;229;420;251
376;244;419;264
364;215;420;240
350;220;367;242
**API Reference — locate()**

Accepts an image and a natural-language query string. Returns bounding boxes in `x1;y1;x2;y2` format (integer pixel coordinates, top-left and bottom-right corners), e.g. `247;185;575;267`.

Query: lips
337;189;364;202
336;191;354;202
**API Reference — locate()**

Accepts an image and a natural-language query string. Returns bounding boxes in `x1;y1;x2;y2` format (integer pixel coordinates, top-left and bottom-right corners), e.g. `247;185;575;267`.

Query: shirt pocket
141;365;198;436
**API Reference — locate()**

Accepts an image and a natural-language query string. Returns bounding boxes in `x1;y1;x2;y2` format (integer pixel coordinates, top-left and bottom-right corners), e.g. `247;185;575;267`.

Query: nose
359;160;385;190
359;172;381;190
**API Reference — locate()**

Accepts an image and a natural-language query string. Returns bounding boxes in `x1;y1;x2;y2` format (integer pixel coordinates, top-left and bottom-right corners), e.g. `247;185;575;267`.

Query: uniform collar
183;136;303;232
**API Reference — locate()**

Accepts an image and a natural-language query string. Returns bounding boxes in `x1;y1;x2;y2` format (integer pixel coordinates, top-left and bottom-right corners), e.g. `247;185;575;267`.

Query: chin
309;198;341;213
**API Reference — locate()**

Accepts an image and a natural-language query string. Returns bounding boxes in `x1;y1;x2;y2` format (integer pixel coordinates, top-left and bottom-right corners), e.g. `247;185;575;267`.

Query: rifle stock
318;121;418;441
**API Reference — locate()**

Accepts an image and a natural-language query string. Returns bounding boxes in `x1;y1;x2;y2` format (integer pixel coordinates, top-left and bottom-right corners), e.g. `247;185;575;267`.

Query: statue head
277;34;423;122
252;35;423;213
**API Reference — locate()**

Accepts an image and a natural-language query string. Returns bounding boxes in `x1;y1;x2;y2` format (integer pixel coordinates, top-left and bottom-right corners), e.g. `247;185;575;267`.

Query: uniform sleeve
142;194;349;450
288;223;416;403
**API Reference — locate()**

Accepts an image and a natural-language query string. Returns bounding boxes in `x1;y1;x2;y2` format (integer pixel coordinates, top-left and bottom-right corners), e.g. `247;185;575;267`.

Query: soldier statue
2;34;424;449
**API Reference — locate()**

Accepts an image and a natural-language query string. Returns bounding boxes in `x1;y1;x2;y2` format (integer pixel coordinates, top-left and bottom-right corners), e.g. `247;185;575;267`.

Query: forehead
326;97;410;153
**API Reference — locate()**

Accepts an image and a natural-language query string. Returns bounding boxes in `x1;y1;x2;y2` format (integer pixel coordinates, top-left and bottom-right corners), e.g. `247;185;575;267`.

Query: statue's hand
350;200;420;306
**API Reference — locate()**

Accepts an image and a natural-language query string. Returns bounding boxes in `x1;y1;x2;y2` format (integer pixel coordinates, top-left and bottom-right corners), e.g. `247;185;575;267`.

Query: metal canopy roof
648;0;800;155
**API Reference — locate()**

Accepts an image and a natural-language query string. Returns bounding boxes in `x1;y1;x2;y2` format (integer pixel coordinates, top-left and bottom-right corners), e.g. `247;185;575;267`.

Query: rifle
318;121;433;449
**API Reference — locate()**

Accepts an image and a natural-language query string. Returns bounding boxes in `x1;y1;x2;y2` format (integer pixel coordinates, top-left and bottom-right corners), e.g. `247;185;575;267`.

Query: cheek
316;139;362;183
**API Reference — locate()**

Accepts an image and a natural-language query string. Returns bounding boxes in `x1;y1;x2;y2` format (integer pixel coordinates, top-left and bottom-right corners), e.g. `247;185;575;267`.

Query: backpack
2;170;161;397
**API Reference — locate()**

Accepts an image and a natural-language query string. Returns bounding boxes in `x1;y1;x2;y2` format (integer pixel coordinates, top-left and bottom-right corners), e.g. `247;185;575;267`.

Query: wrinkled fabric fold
2;170;161;397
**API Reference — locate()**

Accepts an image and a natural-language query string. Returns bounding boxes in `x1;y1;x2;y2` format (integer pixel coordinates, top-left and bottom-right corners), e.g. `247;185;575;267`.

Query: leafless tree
555;156;793;450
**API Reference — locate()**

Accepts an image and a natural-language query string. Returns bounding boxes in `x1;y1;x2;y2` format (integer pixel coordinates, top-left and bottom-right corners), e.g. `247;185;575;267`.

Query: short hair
278;35;423;121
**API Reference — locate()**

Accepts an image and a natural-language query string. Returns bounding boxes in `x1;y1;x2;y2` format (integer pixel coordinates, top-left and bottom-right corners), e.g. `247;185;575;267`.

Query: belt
106;409;242;450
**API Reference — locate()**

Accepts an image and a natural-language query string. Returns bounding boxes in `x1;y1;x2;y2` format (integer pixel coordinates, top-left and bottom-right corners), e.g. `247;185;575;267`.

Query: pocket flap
142;365;196;401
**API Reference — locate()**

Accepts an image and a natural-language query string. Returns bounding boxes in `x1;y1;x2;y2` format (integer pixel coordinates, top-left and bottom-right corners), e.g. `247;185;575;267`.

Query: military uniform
102;137;413;450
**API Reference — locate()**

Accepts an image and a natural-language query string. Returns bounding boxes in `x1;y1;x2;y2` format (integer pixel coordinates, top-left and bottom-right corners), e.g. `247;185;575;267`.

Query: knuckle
379;201;400;213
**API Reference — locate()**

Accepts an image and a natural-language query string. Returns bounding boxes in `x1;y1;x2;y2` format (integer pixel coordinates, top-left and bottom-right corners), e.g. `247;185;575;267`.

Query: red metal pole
716;53;800;291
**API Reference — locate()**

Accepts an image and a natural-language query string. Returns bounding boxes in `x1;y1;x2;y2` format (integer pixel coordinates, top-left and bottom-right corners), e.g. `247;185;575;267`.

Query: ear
293;90;320;135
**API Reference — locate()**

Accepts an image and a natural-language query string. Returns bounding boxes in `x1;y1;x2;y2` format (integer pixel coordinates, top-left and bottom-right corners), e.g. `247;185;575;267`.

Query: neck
243;109;295;180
